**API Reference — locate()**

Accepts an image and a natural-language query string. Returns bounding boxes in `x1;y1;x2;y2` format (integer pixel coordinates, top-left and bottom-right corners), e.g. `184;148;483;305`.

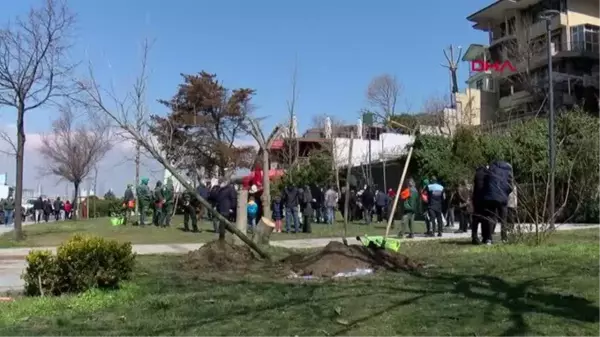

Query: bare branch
38;104;112;217
366;74;402;116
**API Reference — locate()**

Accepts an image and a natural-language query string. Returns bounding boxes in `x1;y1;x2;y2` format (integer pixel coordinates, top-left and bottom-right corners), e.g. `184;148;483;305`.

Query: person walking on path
136;178;152;226
33;197;43;223
398;179;419;238
426;177;445;237
2;195;15;226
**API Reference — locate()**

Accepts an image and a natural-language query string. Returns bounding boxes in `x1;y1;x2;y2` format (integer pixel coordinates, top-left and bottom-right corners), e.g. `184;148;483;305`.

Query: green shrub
22;235;136;296
22;250;61;296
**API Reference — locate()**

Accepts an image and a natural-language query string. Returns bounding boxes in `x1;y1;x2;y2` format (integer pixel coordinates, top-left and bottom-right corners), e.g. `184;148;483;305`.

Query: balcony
527;13;567;40
499;90;534;110
488;13;567;47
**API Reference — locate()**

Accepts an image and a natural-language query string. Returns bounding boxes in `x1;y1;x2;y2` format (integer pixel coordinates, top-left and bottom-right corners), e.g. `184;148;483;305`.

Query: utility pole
381;136;387;191
442;45;463;109
362;111;374;186
93;166;98;219
541;9;559;229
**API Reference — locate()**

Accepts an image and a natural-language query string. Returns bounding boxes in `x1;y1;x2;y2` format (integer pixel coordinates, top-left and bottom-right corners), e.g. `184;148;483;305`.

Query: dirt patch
281;241;421;277
182;240;259;272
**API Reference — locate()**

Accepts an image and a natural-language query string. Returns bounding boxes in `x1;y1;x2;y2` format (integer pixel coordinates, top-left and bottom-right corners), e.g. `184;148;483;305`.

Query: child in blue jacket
247;195;259;231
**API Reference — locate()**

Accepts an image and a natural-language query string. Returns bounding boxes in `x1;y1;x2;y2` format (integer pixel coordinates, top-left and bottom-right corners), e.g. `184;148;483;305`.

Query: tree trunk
332;140;341;191
234;189;248;245
134;143;140;216
13;105;25;240
261;149;271;219
72;181;80;220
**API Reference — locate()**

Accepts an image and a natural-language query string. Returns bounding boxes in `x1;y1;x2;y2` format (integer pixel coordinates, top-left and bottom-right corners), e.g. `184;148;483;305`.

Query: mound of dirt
182;240;258;271
281;241;421;277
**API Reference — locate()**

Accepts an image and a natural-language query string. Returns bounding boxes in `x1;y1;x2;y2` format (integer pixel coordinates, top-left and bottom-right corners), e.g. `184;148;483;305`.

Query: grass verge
1;229;598;336
0;215;427;248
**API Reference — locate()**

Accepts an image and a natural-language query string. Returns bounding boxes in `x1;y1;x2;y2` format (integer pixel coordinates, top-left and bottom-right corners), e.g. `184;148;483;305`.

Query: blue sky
0;0;490;195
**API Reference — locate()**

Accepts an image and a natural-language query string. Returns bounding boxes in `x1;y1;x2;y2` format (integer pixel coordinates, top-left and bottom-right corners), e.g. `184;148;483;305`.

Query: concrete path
0;223;597;293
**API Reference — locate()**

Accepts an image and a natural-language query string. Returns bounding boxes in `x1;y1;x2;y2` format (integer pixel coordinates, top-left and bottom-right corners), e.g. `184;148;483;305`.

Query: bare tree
245;115;284;220
282;61;300;171
420;94;455;136
0;0;75;239
367;74;402;116
38;105;112;219
126;39;152;214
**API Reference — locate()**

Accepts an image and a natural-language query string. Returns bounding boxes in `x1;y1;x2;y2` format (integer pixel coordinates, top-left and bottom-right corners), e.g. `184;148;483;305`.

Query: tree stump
252;217;275;245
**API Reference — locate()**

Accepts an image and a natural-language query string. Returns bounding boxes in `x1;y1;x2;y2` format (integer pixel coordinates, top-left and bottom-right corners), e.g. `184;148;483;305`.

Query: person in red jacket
63;200;72;219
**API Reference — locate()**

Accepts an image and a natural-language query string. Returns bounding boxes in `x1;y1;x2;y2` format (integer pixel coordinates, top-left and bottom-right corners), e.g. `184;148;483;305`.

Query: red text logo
470;60;516;73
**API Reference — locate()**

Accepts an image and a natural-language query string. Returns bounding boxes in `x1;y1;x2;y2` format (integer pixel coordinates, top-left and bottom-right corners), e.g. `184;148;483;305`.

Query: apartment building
463;0;599;124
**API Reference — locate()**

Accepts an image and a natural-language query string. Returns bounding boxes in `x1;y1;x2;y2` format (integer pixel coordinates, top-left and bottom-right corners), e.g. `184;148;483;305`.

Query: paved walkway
0;223;597;293
0;218;55;235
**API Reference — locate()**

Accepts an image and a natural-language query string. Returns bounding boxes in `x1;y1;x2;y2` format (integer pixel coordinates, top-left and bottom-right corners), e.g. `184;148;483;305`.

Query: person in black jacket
215;180;237;236
33;197;43;223
361;186;374;225
482;160;513;244
281;184;300;233
471;166;488;244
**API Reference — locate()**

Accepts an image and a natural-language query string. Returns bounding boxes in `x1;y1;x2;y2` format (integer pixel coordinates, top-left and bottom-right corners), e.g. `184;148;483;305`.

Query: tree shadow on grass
401;268;599;336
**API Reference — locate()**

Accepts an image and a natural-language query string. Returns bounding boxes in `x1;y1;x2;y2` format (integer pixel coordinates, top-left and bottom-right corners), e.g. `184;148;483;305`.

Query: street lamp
539;9;560;229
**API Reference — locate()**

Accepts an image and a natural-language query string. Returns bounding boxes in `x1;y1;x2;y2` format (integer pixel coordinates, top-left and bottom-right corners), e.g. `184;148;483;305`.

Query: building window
486;78;495;92
571;24;599;53
476;79;484;90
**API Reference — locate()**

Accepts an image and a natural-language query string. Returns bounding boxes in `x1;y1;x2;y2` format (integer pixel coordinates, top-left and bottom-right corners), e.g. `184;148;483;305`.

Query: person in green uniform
123;184;135;225
399;179;419;238
153;181;165;227
136;178;151;226
182;190;199;232
162;178;175;227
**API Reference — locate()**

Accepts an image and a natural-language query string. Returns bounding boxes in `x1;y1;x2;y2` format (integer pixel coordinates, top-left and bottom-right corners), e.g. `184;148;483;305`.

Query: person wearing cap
122;184;135;225
136;178;151;226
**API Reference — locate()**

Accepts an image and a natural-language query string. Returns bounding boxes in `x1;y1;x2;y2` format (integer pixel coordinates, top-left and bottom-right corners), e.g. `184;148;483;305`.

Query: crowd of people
30;197;73;223
0;192;73;225
120;158;514;245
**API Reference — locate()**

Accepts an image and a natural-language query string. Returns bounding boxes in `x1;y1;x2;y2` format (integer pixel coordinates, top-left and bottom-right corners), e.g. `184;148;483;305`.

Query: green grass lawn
0;215;428;248
1;229;598;336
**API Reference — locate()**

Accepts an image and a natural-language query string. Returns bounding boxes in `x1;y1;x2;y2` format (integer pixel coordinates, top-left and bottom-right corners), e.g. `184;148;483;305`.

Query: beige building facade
459;0;599;127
